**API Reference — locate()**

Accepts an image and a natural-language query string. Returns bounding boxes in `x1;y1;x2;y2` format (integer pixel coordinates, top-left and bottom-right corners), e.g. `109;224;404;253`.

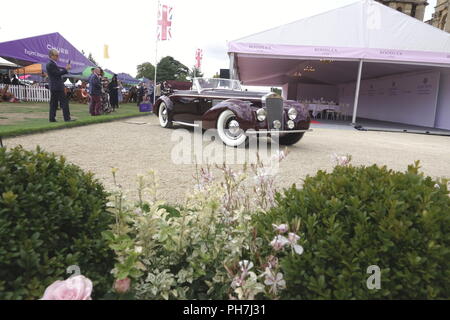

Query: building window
440;14;447;30
411;4;417;17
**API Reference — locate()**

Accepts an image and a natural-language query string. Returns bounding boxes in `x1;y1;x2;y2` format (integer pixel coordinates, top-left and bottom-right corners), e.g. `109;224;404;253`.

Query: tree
156;56;189;82
136;62;156;80
189;67;204;79
88;53;99;66
136;56;190;82
212;72;220;79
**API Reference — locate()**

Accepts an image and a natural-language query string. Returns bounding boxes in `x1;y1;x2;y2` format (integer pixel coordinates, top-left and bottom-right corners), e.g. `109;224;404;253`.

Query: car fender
153;95;174;117
201;99;256;130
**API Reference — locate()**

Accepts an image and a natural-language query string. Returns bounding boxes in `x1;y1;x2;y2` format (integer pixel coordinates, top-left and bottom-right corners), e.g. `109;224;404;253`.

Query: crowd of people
1;51;171;121
85;67;122;116
0;74;20;85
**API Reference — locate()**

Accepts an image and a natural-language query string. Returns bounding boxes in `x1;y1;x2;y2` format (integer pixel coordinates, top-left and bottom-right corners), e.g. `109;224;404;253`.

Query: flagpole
153;0;160;105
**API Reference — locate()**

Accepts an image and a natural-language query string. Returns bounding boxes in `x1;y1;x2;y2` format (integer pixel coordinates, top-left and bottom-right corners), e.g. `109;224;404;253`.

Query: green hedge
253;162;450;299
0;146;114;299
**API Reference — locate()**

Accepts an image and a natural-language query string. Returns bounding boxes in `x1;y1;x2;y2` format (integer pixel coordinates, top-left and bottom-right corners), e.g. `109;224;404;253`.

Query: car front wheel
158;102;172;128
278;133;304;146
217;110;248;147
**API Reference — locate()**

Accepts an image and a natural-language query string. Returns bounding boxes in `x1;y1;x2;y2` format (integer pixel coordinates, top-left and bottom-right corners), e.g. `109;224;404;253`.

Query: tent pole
229;53;235;80
352;59;364;125
153;0;160;105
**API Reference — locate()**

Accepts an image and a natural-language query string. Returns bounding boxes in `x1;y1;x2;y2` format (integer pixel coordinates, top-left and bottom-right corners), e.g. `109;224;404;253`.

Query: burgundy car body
153;79;311;139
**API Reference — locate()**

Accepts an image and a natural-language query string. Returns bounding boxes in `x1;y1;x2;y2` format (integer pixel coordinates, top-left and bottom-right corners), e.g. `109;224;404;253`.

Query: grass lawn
0;102;152;138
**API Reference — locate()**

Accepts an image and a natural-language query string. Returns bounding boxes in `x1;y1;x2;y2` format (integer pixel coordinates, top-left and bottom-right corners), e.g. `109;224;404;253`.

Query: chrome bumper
246;129;313;135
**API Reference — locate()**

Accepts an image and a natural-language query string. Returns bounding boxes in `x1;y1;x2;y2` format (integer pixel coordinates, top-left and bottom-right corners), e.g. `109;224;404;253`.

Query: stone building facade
376;0;450;33
376;0;429;20
428;0;450;32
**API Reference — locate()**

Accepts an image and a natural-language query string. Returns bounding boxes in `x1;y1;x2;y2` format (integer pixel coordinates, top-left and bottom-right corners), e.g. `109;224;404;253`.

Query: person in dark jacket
46;49;74;122
108;74;119;111
89;68;102;116
3;74;11;85
137;82;145;106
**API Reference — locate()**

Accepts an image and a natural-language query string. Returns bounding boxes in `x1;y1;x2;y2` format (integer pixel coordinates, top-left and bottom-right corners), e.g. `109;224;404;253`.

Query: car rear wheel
217;110;248;147
278;133;304;146
158;102;172;128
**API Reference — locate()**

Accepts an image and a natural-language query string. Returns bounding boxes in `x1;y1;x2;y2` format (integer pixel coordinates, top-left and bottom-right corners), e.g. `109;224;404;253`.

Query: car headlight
288;107;298;120
288;120;295;129
257;108;267;122
273;120;282;130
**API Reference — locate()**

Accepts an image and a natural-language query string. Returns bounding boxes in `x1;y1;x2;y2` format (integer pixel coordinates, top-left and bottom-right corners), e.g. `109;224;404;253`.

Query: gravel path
4;115;450;204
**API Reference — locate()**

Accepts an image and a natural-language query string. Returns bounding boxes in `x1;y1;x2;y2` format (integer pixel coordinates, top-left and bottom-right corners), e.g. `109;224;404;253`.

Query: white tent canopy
228;0;450;129
231;0;450;56
0;57;20;69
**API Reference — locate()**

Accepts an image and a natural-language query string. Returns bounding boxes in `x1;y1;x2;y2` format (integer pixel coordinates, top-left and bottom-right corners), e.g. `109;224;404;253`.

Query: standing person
89;68;102;116
46;49;74;122
11;75;20;85
3;74;11;85
99;69;112;114
155;82;162;101
137;82;145;107
117;80;123;105
108;75;119;111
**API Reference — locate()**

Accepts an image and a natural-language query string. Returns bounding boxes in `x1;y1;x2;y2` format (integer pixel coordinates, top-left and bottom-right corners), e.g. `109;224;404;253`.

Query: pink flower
41;275;93;300
272;224;289;234
114;278;131;294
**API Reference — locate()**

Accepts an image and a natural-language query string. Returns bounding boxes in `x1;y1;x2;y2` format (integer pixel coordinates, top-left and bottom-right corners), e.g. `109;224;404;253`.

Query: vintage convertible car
153;78;311;147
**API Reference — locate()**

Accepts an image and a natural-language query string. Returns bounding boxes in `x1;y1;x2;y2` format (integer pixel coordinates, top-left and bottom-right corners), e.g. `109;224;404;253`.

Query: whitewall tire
158;102;172;128
217;110;247;147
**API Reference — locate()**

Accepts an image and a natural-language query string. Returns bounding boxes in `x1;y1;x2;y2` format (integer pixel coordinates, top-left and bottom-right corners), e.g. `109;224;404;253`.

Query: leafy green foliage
0;146;115;299
136;62;156;80
136;57;189;82
253;162;450;299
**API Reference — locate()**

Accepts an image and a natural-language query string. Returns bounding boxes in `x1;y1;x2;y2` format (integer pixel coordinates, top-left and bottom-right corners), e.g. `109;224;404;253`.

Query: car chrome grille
266;98;284;130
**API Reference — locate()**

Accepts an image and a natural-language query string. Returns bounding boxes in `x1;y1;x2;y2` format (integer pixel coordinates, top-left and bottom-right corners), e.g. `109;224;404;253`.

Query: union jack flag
157;3;173;41
195;48;203;69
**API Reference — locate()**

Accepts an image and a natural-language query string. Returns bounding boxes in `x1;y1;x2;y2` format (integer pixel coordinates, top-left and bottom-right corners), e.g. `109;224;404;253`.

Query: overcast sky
0;0;437;78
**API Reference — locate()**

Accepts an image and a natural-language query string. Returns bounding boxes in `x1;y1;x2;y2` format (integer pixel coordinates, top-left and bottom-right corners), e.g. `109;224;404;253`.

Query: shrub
0;146;115;299
253;162;450;299
104;155;293;300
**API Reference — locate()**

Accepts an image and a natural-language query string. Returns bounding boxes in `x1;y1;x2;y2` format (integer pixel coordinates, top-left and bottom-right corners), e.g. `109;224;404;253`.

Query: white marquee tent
228;0;450;130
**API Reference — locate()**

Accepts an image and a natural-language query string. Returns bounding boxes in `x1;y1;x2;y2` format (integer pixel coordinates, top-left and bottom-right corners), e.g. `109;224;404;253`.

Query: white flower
270;235;289;251
332;153;351;166
135;246;143;254
272;224;289;234
239;260;254;274
231;276;244;289
271;150;287;162
287;233;304;255
288;233;300;243
434;184;440;189
264;268;286;295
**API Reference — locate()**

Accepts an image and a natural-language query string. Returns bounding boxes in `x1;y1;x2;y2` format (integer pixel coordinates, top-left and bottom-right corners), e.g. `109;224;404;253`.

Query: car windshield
193;78;242;92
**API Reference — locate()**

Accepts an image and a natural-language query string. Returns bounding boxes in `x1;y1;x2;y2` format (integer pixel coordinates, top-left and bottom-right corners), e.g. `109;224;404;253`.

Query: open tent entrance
234;55;449;131
228;0;450;131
